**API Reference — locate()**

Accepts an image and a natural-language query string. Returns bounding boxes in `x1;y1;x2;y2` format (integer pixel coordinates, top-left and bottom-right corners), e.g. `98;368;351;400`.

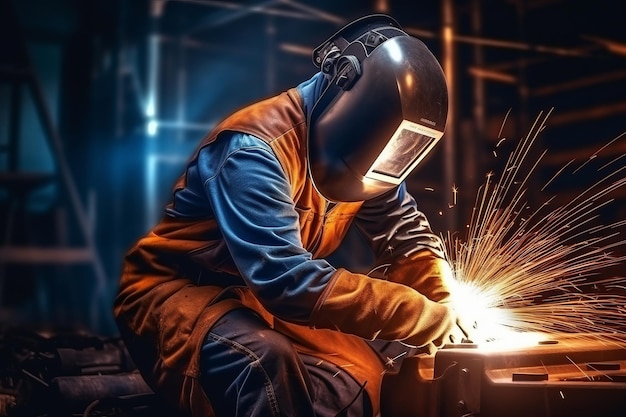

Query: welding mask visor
308;15;448;202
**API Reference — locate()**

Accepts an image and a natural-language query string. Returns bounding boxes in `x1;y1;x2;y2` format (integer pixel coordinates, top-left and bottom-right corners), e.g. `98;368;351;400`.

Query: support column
441;0;459;233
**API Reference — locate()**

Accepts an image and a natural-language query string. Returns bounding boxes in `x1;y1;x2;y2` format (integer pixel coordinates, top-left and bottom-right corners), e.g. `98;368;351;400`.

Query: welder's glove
385;250;475;344
310;269;456;349
384;249;455;303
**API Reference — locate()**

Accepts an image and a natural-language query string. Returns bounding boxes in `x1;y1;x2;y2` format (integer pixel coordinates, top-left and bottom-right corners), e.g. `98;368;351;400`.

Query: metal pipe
468;0;485;230
170;0;344;24
404;27;589;57
280;0;344;24
180;0;343;34
185;0;280;34
442;0;458;233
265;15;276;94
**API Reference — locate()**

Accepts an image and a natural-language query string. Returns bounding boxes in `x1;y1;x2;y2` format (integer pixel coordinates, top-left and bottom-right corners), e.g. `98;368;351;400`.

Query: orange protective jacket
113;85;454;416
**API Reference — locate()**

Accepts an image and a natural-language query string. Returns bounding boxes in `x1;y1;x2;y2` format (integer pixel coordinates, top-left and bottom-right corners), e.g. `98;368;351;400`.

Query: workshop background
0;0;624;338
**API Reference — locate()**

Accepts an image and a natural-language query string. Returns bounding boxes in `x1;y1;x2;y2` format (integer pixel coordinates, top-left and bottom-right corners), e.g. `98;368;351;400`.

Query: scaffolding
0;0;108;331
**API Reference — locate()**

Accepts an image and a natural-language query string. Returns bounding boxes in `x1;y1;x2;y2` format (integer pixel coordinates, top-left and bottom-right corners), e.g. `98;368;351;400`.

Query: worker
114;14;464;417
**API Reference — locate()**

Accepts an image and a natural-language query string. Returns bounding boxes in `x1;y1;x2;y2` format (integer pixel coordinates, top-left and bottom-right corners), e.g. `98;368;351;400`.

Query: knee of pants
201;309;302;372
236;326;301;367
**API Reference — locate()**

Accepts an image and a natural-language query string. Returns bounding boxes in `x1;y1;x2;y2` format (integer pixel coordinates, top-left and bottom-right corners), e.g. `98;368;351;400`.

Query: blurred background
0;0;624;336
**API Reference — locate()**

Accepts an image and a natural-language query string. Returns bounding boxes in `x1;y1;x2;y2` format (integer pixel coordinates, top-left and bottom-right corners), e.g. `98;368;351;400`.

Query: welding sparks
452;184;458;206
444;109;626;346
385;351;408;368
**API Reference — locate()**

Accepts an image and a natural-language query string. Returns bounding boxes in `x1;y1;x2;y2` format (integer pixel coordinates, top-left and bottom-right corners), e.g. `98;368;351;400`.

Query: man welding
114;14;466;417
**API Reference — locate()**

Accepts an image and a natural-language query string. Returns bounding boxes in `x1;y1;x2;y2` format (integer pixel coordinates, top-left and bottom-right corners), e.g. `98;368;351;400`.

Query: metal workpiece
381;334;626;417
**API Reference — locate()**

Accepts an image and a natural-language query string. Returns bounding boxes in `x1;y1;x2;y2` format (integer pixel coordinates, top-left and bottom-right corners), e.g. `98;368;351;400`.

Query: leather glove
384;249;455;303
310;269;456;348
385;250;475;344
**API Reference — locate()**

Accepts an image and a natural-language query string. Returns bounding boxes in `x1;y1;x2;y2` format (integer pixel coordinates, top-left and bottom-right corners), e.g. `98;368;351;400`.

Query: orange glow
449;279;546;349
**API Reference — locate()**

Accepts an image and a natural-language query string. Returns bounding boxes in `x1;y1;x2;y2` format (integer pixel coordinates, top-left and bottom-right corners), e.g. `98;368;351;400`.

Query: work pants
199;308;373;417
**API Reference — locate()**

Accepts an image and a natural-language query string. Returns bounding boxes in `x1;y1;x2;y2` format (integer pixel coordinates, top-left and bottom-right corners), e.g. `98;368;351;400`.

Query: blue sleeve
354;183;446;263
198;133;336;323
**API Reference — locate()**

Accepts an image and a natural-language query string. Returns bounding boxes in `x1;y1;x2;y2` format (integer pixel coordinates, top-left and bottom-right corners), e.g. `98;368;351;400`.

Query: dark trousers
199;308;373;417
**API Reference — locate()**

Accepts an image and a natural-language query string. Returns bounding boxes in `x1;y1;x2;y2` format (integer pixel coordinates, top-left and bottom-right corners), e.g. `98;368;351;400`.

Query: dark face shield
307;20;448;203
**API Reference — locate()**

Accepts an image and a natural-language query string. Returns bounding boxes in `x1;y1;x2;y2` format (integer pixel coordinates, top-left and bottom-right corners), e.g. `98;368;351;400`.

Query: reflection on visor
365;120;443;185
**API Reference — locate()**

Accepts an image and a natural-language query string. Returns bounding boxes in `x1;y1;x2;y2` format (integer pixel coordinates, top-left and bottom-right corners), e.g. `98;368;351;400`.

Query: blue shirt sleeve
354;183;446;263
198;132;336;323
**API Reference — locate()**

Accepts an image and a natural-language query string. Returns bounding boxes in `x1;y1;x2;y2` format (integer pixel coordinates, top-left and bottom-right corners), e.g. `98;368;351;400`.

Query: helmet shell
308;34;449;202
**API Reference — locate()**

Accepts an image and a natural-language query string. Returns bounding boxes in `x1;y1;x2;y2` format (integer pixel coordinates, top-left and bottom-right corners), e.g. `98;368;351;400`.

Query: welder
114;14;465;417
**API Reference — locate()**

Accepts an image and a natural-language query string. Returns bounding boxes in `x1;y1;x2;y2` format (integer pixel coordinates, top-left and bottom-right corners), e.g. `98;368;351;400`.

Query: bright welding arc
444;111;626;345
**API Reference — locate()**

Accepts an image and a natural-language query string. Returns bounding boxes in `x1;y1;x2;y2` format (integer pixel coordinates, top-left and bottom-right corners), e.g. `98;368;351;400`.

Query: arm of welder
353;185;471;341
200;134;456;348
310;268;456;348
352;185;453;301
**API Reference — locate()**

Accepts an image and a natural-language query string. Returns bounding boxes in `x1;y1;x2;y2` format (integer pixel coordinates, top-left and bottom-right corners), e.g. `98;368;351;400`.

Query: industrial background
0;0;624;338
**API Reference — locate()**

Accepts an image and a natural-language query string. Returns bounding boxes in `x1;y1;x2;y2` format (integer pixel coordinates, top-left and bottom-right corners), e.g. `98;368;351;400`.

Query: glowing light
145;34;159;130
449;280;508;338
444;109;626;346
451;184;458;206
386;39;404;63
449;278;545;348
365;120;442;185
385;351;407;368
403;73;414;89
145;101;155;118
146;119;158;136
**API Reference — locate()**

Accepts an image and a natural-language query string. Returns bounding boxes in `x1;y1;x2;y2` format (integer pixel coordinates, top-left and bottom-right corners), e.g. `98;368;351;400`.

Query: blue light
145;100;155;117
147;119;158;136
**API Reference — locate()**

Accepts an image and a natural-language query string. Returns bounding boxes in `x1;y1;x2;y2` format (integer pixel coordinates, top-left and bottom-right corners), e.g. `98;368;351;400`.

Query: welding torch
450;316;474;345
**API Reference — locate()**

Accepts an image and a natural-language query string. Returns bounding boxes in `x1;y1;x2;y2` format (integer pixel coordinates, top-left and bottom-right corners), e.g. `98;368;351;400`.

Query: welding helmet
308;14;448;202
